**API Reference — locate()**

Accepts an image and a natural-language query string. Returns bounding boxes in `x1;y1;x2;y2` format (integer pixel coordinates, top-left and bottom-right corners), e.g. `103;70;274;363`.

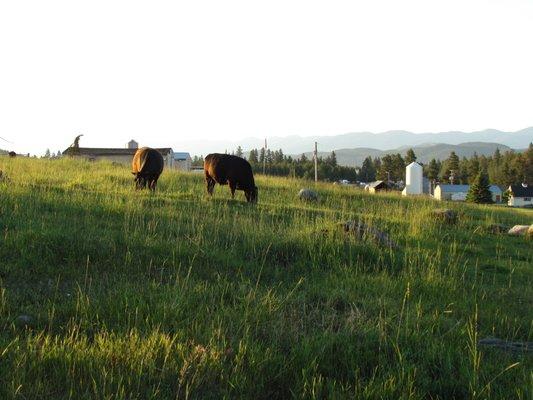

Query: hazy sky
1;0;532;154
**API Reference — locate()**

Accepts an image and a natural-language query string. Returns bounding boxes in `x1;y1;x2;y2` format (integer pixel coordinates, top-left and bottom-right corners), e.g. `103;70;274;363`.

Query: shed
367;180;390;194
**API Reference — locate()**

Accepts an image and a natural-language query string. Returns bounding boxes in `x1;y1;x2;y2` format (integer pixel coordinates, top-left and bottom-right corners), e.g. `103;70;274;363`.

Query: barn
63;139;191;171
507;184;533;207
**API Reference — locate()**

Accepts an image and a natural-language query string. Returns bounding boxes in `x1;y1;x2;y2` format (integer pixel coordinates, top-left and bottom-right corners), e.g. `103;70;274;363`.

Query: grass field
0;157;531;399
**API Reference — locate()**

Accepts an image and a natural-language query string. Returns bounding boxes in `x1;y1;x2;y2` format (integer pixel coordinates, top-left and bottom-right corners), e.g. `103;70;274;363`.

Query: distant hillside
174;127;533;156
300;142;514;167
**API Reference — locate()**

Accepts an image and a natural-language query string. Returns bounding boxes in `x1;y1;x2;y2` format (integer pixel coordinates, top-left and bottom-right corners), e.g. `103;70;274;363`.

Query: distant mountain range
301;142;515;167
173;127;532;157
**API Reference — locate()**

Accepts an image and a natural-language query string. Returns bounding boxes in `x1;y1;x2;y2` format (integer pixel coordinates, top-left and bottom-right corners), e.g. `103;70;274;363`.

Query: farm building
402;162;423;196
365;180;390;193
63;139;191;171
174;152;192;171
434;184;503;203
507;184;533;207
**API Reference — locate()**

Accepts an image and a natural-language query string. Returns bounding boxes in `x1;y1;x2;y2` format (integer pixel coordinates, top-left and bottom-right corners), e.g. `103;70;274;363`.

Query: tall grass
0;157;531;399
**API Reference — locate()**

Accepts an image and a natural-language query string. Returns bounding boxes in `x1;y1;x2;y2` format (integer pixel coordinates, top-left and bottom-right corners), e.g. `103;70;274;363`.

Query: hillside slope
0;158;531;399
304;142;513;166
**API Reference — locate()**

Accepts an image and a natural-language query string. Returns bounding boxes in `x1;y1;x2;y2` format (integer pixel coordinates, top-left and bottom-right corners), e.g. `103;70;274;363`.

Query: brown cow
8;151;16;158
132;147;164;191
204;153;258;203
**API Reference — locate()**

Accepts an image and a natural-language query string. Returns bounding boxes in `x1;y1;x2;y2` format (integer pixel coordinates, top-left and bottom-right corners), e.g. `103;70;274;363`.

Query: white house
434;184;503;203
507;184;533;207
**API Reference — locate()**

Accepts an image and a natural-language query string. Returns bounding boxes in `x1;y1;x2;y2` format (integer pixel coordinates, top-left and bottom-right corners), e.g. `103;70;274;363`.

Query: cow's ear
131;172;136;175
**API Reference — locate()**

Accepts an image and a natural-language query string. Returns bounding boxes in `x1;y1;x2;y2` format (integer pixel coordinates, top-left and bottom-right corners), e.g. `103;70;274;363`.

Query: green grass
0;157;532;399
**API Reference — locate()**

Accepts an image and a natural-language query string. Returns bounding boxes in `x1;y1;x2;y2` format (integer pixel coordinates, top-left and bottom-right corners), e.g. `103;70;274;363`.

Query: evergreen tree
235;146;243;158
405;148;417;163
466;171;493;204
326;151;337;167
359;156;376;182
442;151;460;183
427;158;440;181
248;149;259;164
44;149;51;158
259;148;266;164
392;153;405;181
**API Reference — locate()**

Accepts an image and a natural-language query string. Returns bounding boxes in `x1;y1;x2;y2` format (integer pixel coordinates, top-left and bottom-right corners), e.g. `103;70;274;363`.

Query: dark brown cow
204;153;258;203
131;147;164;191
8;151;16;158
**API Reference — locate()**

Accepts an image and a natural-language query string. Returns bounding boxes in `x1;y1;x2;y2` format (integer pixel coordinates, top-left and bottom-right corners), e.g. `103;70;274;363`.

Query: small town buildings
507;184;533;207
63;139;192;171
434;184;503;203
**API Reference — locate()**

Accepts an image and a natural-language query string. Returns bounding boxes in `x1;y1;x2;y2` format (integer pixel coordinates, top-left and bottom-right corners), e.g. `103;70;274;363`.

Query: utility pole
314;141;318;183
263;138;267;175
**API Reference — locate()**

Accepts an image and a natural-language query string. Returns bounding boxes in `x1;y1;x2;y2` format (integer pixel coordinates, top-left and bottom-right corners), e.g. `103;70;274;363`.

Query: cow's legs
205;174;215;196
229;181;236;199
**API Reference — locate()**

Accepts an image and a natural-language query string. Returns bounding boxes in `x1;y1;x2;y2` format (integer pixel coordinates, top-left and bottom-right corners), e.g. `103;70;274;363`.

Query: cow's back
132;147;164;175
204;153;255;188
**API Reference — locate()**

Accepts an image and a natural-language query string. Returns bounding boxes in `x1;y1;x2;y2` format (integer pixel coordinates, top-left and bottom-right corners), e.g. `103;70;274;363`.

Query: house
63;139;177;169
507;184;533;207
173;152;192;171
366;180;390;194
434;184;503;203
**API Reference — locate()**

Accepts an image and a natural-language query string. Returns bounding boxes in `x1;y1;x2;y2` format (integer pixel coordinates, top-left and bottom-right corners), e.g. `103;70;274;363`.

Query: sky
0;0;532;155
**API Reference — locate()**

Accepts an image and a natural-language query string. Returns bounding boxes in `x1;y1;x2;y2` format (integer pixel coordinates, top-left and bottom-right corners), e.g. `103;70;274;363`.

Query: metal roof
174;152;191;160
437;184;502;193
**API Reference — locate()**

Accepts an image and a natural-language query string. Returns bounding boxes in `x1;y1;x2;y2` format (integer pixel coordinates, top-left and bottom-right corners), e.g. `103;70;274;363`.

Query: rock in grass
298;188;319;202
508;225;530;236
15;314;35;328
431;209;458;224
340;220;398;249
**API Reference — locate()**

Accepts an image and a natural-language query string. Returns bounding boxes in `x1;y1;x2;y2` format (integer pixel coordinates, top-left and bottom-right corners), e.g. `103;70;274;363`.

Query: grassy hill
0;158;531;399
303;142;513;167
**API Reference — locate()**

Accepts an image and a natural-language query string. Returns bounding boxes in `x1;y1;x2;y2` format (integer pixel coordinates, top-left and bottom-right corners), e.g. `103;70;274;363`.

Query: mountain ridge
172;127;532;156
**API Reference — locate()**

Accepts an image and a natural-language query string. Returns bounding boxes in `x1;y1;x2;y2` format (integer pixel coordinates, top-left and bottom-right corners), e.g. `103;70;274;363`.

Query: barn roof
63;147;174;156
509;184;533;197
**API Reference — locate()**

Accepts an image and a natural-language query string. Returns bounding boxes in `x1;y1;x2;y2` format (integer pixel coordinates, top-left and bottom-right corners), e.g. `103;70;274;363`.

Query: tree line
191;143;533;186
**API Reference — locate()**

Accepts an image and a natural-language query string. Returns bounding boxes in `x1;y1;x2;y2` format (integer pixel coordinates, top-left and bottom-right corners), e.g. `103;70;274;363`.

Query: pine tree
326;151;337;167
405;148;417;163
248;149;259;164
44;149;51;158
427;158;440;181
235;146;243;158
359;157;375;182
466;171;493;204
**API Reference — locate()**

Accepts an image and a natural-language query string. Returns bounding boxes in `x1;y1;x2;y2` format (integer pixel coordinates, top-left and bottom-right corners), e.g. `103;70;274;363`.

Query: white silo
402;162;423;196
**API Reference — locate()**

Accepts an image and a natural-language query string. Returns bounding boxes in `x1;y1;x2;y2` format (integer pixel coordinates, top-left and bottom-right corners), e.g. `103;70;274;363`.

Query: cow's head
245;186;258;203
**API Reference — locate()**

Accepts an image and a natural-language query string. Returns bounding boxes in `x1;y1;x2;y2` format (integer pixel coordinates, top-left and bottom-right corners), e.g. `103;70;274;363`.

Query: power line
0;136;13;144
